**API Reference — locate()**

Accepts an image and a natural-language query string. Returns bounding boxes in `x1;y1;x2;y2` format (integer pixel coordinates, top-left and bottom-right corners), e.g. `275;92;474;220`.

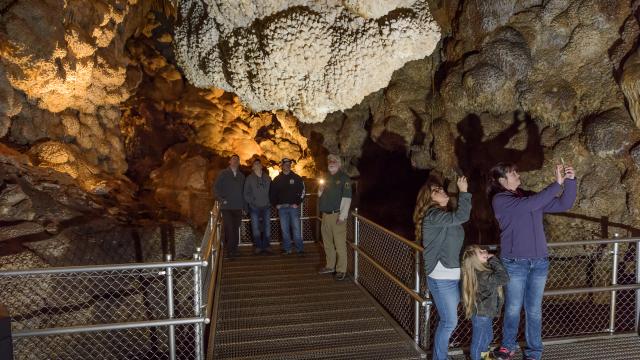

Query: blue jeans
470;315;494;360
278;206;303;252
427;277;460;360
249;206;271;250
500;257;549;360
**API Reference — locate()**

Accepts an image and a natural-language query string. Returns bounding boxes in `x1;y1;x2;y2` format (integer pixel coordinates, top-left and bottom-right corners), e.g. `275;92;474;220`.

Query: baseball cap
281;158;292;164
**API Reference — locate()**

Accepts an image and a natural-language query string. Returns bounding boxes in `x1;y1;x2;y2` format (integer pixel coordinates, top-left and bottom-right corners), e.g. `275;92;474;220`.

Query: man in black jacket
269;158;305;254
214;154;245;258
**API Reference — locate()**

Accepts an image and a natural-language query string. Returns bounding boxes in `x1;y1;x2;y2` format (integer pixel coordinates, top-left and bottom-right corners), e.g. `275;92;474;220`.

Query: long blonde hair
461;245;495;319
413;181;440;242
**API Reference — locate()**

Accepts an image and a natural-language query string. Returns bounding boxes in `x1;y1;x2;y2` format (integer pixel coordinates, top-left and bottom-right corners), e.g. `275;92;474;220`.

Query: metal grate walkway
449;335;640;360
213;243;425;359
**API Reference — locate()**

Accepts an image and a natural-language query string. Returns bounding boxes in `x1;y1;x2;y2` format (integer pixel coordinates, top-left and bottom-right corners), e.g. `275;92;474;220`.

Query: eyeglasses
431;187;445;194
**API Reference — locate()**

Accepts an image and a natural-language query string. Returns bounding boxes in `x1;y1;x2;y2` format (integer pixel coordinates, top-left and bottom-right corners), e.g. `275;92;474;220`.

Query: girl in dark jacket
462;245;510;360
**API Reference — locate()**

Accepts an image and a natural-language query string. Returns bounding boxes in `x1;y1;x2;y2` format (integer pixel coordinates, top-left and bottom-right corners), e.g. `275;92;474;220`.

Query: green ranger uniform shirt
319;170;352;212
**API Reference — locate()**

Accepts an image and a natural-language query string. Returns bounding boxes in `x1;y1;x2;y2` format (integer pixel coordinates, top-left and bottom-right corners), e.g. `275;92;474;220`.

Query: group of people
214;154;352;281
215;152;578;360
414;162;577;360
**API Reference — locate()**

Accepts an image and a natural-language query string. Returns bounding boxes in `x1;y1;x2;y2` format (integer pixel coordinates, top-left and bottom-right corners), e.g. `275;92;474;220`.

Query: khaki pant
321;212;347;273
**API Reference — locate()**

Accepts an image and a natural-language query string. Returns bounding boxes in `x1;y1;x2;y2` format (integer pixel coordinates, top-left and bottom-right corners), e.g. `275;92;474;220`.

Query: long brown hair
413;180;441;242
461;245;494;319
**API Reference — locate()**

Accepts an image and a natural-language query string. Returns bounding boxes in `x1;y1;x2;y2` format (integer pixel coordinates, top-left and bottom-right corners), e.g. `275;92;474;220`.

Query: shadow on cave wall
356;131;430;240
454;110;544;245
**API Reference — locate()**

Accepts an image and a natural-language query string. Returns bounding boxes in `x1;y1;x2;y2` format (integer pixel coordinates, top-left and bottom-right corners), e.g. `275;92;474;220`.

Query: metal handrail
547;237;640;247
544;284;640;296
349;242;428;305
12;317;207;337
199;203;223;360
352;212;424;252
0;260;208;276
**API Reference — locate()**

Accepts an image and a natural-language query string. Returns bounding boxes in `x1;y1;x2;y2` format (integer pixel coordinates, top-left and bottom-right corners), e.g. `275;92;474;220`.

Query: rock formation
174;0;441;123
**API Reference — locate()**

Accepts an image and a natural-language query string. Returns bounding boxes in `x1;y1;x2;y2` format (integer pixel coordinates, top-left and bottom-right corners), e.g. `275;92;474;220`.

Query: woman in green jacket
413;176;471;360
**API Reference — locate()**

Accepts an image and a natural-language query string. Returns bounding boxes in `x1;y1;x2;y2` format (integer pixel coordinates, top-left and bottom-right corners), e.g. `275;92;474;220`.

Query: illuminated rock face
0;0;145;114
0;0;153;176
174;0;441;123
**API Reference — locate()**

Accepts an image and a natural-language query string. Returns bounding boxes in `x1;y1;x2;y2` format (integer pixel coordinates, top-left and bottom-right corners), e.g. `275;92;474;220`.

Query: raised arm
486;256;510;286
492;181;561;213
423;192;472;227
543;178;577;213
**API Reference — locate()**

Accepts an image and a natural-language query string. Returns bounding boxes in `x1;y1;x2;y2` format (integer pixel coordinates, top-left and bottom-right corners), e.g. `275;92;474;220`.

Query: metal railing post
300;198;304;241
193;250;203;360
165;254;176;360
354;208;359;283
609;234;620;333
636;240;640;333
414;249;420;344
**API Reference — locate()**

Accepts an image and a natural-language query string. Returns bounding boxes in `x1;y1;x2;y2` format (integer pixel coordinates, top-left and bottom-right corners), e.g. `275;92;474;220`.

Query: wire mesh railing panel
356;220;415;287
171;267;199;319
349;216;419;338
357;259;416;335
12;324;198;360
239;194;319;244
440;242;639;348
2;269;169;330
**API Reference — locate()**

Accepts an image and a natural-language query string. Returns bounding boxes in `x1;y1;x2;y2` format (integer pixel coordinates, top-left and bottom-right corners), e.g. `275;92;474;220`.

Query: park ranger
317;154;352;280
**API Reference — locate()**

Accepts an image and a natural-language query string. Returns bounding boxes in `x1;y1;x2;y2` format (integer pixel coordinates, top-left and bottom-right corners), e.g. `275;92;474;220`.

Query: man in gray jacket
214;154;245;258
244;158;272;254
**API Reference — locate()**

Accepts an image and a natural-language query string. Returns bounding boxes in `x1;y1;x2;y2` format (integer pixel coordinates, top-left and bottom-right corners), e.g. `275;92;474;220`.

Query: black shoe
318;267;335;274
335;272;346;281
253;248;262;255
281;250;292;255
296;251;305;257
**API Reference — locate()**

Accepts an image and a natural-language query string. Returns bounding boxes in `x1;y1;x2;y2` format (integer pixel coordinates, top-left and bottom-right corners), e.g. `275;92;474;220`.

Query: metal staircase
212;244;426;359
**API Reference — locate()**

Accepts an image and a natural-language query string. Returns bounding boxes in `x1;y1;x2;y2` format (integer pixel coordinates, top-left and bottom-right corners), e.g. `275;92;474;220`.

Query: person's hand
564;165;575;180
487;253;494;259
456;176;468;193
276;204;282;209
337;218;347;225
555;164;565;185
291;204;299;209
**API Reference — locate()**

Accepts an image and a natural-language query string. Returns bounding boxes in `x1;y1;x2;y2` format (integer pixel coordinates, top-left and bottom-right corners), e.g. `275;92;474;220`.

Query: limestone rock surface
175;0;441;123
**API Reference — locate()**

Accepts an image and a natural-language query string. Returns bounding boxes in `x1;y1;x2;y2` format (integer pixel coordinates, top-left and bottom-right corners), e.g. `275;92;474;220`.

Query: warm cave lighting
267;166;279;179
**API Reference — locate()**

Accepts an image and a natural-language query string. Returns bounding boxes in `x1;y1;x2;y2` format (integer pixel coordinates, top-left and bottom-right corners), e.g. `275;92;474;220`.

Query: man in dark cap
269;158;305;254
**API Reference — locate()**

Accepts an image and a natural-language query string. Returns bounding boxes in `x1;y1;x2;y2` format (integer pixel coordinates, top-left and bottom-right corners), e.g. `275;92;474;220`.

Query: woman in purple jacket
488;162;577;360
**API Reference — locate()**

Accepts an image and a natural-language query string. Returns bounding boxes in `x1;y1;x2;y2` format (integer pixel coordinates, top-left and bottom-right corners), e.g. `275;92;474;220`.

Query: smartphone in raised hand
560;157;566;176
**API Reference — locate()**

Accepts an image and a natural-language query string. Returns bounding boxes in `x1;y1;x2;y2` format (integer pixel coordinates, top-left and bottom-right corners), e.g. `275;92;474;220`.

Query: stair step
217;307;378;330
220;272;328;284
220;281;353;299
220;341;423;360
217;297;371;319
219;287;361;305
221;277;337;292
214;328;402;358
217;317;391;343
222;264;323;276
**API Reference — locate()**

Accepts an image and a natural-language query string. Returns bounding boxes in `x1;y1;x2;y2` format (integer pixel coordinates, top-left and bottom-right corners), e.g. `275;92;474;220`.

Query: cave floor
212;243;425;359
